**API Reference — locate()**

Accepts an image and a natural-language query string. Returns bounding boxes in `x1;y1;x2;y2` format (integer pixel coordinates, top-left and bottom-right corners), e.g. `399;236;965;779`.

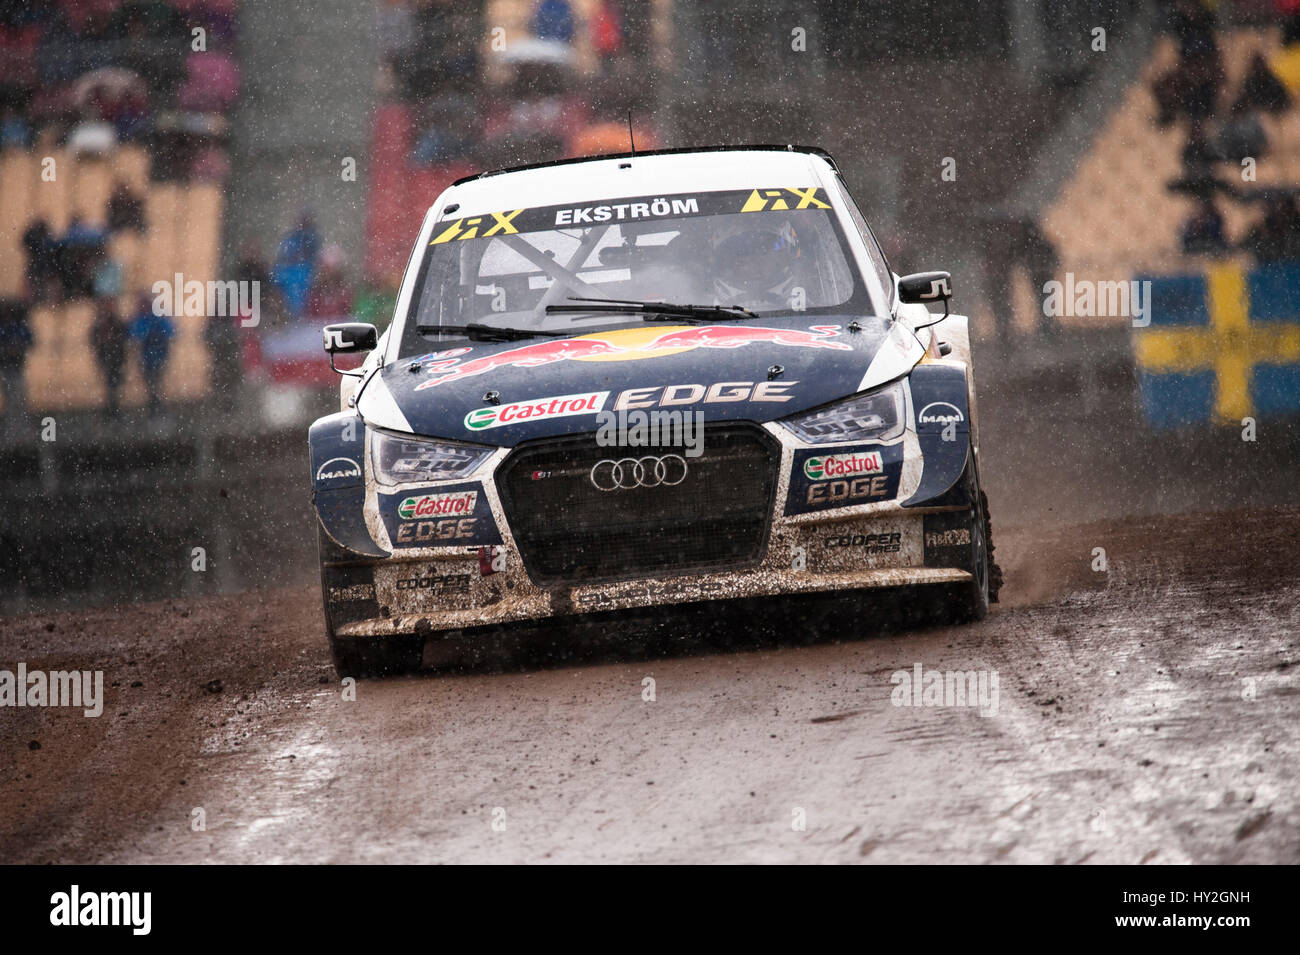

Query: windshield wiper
414;323;565;342
545;297;757;322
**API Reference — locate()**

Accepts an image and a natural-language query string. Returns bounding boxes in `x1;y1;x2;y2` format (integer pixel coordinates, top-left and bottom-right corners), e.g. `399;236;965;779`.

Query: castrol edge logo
397;490;478;520
803;451;884;481
464;391;609;431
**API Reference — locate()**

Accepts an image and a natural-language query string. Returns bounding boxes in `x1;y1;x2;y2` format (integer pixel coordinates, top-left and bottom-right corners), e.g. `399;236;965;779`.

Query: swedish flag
1135;262;1300;428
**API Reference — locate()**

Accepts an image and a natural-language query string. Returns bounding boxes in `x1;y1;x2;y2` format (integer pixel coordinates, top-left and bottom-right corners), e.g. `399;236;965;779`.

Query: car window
833;180;895;310
400;187;871;357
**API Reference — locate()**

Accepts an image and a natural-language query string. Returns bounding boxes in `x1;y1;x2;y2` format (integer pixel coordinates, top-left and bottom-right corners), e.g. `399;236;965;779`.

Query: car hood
357;315;925;443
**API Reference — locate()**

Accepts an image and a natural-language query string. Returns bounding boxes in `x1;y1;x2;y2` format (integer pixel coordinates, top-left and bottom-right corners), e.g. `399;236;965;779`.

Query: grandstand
0;146;222;410
1041;25;1300;296
0;0;239;413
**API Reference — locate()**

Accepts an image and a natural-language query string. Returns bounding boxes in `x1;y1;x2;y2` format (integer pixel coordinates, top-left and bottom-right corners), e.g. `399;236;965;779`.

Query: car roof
434;145;842;218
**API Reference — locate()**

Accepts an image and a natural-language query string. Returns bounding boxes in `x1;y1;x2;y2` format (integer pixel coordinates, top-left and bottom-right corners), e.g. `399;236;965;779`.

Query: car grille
496;425;780;586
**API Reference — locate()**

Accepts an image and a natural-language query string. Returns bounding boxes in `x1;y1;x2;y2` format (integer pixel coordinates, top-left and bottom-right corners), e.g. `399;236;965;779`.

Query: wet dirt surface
2;359;1298;864
1;503;1296;864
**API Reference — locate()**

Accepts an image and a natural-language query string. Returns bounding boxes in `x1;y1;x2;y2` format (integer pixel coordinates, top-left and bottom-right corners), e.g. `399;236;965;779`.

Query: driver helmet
707;217;802;304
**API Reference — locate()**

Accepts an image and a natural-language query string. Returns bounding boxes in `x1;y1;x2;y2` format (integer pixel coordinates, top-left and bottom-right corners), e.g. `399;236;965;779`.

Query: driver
706;216;804;307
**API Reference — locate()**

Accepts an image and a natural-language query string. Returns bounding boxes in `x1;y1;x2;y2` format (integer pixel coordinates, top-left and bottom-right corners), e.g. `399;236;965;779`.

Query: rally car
310;145;1001;677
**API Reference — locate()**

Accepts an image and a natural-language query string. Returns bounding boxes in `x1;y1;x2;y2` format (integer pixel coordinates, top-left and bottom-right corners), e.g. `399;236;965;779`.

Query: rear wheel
318;525;424;679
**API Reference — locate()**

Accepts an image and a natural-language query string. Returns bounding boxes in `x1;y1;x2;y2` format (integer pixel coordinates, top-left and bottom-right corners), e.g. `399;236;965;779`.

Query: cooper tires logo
590;455;688;491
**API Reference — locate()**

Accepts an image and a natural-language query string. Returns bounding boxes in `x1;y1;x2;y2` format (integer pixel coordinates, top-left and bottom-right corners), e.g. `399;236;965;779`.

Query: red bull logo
413;325;851;390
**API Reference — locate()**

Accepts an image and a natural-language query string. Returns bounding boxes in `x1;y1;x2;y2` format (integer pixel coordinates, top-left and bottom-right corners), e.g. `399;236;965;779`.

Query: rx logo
740;187;830;213
430;209;524;244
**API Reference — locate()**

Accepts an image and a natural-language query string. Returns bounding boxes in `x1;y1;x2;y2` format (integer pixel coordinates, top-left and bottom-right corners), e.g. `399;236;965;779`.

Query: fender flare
309;412;387;559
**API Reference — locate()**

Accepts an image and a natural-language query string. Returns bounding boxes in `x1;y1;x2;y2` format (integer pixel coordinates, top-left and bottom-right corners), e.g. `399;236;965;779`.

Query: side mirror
323;323;377;378
322;322;378;355
897;271;953;305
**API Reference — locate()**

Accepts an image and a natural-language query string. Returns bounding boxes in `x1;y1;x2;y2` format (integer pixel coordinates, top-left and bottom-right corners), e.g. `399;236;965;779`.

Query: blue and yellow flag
1135;262;1300;428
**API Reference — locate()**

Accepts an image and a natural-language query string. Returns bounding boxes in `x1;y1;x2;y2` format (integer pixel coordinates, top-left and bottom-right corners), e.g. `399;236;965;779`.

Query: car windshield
399;186;868;357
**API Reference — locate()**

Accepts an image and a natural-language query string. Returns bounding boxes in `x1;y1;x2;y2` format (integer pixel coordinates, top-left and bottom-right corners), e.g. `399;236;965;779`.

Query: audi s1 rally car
310;145;1001;677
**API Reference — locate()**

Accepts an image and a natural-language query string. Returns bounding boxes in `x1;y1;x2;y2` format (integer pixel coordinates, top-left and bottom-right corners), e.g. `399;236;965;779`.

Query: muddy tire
318;525;423;679
947;454;1001;624
328;631;424;680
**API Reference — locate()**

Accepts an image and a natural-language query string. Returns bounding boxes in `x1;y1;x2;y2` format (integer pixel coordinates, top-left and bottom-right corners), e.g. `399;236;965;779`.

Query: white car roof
434;148;839;218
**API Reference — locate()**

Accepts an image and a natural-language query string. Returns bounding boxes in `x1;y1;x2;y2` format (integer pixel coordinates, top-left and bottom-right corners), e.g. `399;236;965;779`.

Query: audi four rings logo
589;455;689;491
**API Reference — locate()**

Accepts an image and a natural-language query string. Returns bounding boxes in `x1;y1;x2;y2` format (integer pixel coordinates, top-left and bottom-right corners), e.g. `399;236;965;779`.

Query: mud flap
903;363;972;508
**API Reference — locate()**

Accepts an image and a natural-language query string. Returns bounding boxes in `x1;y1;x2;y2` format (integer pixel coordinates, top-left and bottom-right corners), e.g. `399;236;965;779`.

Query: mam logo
465;391;608;431
315;457;361;482
397;490;478;520
804;451;883;481
917;401;964;427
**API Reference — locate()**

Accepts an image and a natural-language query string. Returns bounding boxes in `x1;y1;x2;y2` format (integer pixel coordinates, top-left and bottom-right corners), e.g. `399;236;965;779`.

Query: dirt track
2;500;1297;864
3;355;1299;864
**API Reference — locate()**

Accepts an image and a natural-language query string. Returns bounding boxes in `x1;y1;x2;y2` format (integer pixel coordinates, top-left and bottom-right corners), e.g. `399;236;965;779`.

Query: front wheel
318;524;424;678
946;456;1000;624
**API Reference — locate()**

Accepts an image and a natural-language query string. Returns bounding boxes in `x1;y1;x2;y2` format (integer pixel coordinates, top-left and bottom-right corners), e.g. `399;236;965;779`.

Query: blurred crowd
0;0;241;180
376;0;657;170
1159;0;1300;262
0;180;165;424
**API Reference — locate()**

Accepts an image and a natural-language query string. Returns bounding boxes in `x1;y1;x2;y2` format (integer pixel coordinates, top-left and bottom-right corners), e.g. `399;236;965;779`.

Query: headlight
370;431;493;486
780;382;906;444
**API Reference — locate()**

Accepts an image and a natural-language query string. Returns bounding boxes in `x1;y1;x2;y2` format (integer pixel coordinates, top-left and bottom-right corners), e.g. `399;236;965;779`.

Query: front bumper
314;361;981;638
321;424;977;640
335;560;972;638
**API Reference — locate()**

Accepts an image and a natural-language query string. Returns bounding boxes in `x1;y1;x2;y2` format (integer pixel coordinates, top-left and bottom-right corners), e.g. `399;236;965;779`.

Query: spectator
92;248;123;301
0;104;32;148
233;239;283;328
1153;0;1223;126
402;1;477;98
274;211;322;317
591;0;626;61
0;298;32;426
533;0;575;44
204;308;241;412
1182;121;1223;171
305;244;355;319
410;94;476;165
57;214;107;300
1181;196;1228;254
1239;193;1300;263
978;215;1059;338
91;296;127;418
128;292;173;416
1216;96;1268;162
376;0;415;92
276;211;321;267
106;180;146;234
20;218;57;302
1235;51;1291;114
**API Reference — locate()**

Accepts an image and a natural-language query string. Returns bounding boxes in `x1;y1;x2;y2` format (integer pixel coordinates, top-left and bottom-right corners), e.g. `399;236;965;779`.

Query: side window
835;181;895;310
